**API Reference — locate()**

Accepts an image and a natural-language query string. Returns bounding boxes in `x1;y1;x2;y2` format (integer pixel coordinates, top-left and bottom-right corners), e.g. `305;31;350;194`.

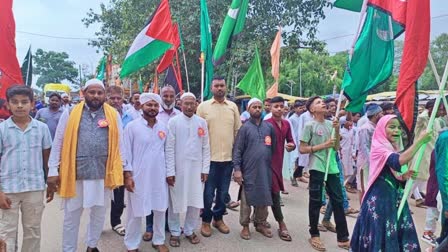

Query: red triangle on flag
146;0;174;44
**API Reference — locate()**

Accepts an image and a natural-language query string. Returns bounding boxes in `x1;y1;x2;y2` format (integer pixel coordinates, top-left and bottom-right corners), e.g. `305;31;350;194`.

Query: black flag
21;46;32;86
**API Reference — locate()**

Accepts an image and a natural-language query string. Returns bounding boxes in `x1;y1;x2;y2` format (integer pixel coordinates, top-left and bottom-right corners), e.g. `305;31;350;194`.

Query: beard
143;110;158;118
162;102;175;110
250;112;261;119
85;98;104;110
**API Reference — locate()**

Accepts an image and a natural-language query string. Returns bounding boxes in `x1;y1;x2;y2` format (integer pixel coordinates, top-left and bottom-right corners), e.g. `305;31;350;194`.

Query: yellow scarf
58;101;123;198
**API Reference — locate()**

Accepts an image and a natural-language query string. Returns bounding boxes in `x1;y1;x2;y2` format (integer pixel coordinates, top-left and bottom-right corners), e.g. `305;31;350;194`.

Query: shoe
86;248;100;252
322;220;336;233
212;220;230;234
201;222;212;237
421;231;436;246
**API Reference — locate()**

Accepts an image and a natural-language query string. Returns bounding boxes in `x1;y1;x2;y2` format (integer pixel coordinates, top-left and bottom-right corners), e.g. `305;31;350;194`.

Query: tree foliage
82;0;331;94
33;49;78;88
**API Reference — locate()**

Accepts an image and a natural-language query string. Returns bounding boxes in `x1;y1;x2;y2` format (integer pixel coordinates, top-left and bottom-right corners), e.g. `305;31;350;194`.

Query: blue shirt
0;118;52;193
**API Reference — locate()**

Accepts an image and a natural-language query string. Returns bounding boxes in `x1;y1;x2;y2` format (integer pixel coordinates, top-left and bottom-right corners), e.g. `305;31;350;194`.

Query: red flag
0;0;23;98
145;0;174;44
393;0;431;138
157;23;181;73
0;0;22;119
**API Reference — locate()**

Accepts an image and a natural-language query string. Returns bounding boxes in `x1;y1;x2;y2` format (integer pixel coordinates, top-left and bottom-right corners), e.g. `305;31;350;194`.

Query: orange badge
198;127;205;137
265;136;272;146
97;119;109;128
158;131;166;139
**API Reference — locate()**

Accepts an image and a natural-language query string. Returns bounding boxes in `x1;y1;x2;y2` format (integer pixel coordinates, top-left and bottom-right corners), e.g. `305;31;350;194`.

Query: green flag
237;46;266;101
334;0;363;12
212;0;249;66
96;56;106;80
201;0;214;100
20;46;32;86
343;6;403;112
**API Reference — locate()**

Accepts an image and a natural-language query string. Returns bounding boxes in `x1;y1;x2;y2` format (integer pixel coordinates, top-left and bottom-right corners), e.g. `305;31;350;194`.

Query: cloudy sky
12;0;448;86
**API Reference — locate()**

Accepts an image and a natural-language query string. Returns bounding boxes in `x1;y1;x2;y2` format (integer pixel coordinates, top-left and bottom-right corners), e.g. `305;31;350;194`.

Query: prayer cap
366;104;383;116
181;92;196;100
84;78;105;91
247;98;262;109
61;93;69;98
140;92;162;105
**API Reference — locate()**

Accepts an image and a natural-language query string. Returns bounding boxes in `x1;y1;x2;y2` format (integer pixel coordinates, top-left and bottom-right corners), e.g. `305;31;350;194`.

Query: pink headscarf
363;114;402;201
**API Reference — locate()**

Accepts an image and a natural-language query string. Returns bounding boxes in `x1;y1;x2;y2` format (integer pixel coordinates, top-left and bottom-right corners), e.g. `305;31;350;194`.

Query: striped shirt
0;117;52;193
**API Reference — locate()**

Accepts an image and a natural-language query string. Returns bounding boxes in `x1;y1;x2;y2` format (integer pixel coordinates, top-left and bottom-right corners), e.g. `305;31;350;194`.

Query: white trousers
125;209;166;249
425;207;440;233
62;205;106;252
0;191;44;252
168;206;200;236
410;179;425;200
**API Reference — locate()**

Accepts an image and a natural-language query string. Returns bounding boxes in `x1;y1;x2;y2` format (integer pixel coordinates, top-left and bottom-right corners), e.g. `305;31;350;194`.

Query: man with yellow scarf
47;79;125;252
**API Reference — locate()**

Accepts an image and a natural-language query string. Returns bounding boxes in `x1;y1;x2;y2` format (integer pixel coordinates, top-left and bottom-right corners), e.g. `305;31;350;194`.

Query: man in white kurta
123;93;169;252
47;79;125;252
166;93;210;246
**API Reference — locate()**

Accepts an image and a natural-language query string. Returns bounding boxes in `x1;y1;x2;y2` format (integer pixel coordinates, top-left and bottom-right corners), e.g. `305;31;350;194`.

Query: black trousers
110;186;125;228
271;192;284;222
308;170;349;242
293;165;304;179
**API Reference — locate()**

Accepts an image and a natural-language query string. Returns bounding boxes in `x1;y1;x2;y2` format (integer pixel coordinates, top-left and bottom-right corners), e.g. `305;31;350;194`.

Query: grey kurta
233;118;275;206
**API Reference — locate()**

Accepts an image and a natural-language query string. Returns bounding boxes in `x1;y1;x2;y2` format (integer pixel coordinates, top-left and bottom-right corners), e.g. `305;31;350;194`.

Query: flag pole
181;49;191;92
324;0;369;181
397;59;448;219
200;52;205;102
26;46;31;86
428;52;448;110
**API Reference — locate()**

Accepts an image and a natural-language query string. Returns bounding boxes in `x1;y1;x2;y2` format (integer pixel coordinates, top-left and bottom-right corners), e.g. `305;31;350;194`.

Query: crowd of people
0;77;448;252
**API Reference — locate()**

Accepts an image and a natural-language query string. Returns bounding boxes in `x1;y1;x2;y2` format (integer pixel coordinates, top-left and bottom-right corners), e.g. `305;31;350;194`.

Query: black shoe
86;248;100;252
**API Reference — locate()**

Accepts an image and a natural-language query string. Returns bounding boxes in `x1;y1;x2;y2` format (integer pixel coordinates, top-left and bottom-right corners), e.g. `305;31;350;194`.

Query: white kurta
47;105;126;210
166;114;210;214
123;118;169;217
339;127;355;176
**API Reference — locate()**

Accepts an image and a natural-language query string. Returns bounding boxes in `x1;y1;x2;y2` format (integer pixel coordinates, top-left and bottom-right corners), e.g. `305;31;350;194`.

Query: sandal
255;225;273;238
169;235;180;247
309;237;326;251
185;232;200;244
142;232;153;242
240;227;251;240
112;224;125;236
226;201;240;209
278;229;292;242
338;241;350;250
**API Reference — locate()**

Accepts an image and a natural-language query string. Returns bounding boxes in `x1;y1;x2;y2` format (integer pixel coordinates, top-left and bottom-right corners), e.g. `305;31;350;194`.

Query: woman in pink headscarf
350;115;432;252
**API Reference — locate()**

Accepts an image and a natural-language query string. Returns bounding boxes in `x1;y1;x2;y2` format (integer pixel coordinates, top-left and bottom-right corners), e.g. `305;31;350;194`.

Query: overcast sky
12;0;448;86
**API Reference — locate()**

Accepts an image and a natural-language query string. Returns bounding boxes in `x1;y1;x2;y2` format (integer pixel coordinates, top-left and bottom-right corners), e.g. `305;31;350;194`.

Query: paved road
20;180;432;251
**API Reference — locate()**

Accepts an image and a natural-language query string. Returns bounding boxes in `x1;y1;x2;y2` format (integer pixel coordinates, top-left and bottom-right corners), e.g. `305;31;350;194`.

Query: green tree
82;0;331;94
34;49;78;88
420;33;448;90
264;49;346;97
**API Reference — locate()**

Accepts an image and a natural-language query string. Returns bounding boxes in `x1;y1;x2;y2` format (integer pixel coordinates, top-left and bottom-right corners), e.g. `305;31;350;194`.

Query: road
20;180;432;251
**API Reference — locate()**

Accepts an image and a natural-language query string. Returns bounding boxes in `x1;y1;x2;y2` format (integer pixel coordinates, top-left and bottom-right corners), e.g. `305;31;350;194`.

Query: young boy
299;96;350;251
0;85;52;251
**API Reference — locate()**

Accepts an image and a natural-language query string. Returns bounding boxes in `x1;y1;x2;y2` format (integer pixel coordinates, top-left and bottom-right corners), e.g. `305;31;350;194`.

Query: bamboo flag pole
182;50;191;92
200;52;205;102
428;52;448;110
397;59;448;219
324;0;369;181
